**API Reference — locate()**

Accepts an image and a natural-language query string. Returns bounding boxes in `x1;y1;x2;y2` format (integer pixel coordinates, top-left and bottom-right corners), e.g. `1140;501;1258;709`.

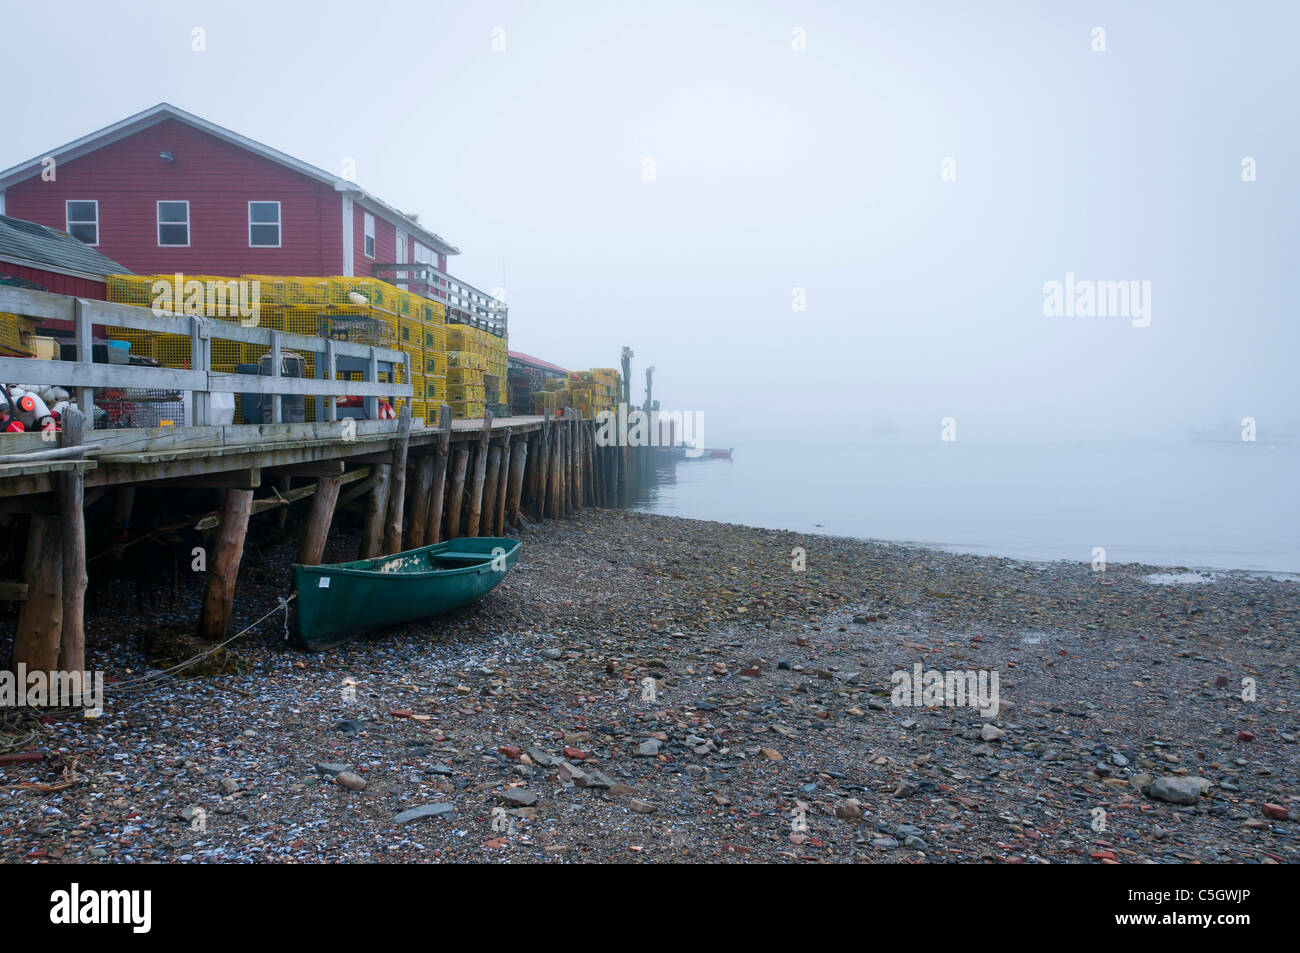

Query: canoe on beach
293;538;521;650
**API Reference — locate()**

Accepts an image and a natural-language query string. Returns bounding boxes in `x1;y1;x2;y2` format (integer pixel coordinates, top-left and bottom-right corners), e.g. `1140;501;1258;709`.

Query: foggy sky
3;0;1296;446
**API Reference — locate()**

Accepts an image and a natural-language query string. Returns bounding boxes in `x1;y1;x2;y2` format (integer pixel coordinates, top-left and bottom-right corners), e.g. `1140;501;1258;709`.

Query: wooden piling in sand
382;406;413;554
505;433;528;528
299;474;342;566
445;446;469;540
58;407;87;679
482;441;502;536
407;453;434;550
198;487;254;640
466;411;494;537
12;514;62;673
533;424;550;520
494;428;512;535
360;464;392;559
425;405;452;544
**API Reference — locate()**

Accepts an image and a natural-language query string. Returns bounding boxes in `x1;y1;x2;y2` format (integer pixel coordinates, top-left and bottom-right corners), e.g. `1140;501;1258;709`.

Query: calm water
632;440;1300;574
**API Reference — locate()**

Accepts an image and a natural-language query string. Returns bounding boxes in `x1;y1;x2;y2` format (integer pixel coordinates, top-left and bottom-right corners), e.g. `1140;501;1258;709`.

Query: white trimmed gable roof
0;102;459;257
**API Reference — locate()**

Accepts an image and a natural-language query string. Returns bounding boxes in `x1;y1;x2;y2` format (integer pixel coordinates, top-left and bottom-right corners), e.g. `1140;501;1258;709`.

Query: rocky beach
1;510;1296;864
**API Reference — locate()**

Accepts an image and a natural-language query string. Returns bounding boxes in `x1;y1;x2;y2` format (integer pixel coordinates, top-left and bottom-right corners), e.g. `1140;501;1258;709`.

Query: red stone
1237;730;1256;742
1262;803;1288;820
390;710;413;719
498;745;522;760
1090;850;1117;861
563;746;588;760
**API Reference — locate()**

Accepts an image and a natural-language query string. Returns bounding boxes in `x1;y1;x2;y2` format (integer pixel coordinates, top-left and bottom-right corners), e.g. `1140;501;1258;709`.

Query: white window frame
65;199;99;246
395;229;407;287
363;212;375;258
157;200;191;247
248;200;282;248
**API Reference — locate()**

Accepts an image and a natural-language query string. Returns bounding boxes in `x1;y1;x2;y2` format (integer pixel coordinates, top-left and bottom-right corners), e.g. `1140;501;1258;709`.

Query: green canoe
293;537;521;650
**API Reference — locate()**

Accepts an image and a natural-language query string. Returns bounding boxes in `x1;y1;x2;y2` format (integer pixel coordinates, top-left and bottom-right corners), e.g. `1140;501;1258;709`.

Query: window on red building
158;201;190;246
66;200;99;246
249;201;281;247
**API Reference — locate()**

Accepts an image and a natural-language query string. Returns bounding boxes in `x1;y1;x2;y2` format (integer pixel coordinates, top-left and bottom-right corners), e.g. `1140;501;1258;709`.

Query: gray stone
393;803;455;823
315;762;349;777
629;799;657;814
502;788;538;807
1145;776;1207;805
638;739;661;756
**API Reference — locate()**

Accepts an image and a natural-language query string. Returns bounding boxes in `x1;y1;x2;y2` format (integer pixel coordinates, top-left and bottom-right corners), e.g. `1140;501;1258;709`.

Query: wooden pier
0;288;650;671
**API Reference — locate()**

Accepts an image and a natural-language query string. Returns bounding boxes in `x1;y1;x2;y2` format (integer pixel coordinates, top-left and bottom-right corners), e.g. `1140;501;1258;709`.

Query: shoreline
2;509;1296;863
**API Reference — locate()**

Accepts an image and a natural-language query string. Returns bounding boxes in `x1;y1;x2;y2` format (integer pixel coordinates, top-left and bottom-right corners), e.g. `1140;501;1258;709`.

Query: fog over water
3;2;1296;567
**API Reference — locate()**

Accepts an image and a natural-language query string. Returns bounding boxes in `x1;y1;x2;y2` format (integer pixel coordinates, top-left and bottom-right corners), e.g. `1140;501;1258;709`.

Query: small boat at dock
294;538;521;650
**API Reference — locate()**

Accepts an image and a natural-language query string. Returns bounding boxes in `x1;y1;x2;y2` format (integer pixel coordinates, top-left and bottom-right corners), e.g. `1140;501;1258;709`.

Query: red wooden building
0;103;459;286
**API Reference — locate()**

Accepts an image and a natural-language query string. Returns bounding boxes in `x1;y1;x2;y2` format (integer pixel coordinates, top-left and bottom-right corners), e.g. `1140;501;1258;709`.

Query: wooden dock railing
0;285;411;429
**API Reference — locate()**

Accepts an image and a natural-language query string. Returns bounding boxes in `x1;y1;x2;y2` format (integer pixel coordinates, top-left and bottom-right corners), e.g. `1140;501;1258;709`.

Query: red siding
0;262;106;299
5;119;344;277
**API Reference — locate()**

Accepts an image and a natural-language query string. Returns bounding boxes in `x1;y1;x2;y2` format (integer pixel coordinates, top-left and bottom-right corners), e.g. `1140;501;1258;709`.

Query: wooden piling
465;411;494;537
58;407;87;679
535;423;551;520
494;428;512;535
505;434;528;528
198;488;254;641
445;446;469;540
482;441;502;535
548;418;563;518
407;453;434;549
12;515;63;674
298;475;342;566
383;405;413;554
360;464;392;559
425;405;452;544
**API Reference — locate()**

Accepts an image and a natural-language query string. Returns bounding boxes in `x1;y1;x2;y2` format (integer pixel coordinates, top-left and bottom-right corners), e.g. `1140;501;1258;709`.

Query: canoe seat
434;551;493;561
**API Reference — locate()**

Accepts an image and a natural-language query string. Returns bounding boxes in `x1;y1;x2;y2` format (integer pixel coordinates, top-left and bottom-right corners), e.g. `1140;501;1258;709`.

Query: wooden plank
0;581;30;602
494;429;512;535
197;488;254;641
0;357;206;390
207;373;410;397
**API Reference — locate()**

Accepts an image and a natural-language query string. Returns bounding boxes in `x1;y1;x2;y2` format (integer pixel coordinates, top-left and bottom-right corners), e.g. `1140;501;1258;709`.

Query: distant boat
655;445;733;460
294;538;520;650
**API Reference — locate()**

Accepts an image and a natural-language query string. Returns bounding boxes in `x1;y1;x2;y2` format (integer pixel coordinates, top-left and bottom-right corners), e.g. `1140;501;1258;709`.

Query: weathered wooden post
505;433;528;528
494;427;512;535
360;463;392;559
383;405;413;554
535;423;551;520
12;515;63;674
466;410;494;536
445;445;469;539
548;417;563;519
482;440;502;534
425;405;452;544
198;487;255;640
58;407;87;681
299;474;342;566
407;452;434;550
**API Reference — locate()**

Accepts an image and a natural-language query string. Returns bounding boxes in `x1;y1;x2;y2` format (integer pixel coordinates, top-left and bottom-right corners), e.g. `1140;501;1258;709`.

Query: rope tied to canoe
107;592;297;695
